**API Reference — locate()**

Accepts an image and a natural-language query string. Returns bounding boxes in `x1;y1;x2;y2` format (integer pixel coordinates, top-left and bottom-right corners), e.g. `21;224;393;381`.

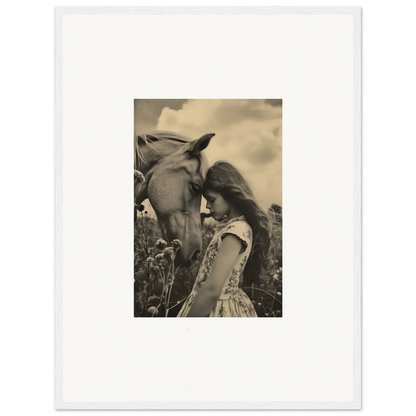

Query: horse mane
141;130;193;144
135;130;210;179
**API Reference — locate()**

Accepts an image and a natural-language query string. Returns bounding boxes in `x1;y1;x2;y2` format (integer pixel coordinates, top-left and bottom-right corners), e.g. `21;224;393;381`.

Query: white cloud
156;99;282;211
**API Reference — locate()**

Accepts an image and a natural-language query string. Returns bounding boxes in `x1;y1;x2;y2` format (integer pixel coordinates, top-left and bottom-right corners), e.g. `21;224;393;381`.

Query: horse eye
191;183;201;194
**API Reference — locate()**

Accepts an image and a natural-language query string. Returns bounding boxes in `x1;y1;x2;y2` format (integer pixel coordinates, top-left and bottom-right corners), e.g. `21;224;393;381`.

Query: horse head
136;132;214;267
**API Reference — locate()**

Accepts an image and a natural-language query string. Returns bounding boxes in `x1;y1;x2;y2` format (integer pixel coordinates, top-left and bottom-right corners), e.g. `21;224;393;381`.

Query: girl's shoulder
220;216;252;245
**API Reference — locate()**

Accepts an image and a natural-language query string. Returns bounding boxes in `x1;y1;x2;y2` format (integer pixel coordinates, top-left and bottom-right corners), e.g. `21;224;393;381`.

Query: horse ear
187;133;215;156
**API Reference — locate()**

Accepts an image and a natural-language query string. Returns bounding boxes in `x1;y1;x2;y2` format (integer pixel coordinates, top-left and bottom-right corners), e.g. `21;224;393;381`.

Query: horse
134;130;214;267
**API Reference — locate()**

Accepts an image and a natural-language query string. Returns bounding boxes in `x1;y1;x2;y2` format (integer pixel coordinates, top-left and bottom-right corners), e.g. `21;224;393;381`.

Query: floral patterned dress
177;215;258;317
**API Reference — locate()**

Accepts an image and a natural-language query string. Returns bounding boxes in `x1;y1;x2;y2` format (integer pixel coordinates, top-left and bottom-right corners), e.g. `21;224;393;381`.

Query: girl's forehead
203;189;220;198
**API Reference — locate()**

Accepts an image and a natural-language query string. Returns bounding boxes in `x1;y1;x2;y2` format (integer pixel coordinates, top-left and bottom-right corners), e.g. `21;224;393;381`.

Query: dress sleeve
220;221;252;254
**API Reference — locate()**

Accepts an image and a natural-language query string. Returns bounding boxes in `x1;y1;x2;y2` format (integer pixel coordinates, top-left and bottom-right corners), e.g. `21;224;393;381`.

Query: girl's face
204;189;232;221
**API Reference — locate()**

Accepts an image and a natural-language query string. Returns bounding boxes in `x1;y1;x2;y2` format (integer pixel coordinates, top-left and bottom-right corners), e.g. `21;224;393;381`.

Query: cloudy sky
134;99;282;216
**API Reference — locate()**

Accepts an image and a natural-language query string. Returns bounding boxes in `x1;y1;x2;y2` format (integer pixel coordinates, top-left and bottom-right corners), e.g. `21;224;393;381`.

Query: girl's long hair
203;161;279;285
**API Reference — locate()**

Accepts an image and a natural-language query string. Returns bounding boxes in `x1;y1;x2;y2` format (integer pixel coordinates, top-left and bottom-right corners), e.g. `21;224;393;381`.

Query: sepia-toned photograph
134;99;282;317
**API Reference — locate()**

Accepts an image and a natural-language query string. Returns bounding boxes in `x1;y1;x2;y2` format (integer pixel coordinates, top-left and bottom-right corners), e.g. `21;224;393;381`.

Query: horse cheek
148;173;184;215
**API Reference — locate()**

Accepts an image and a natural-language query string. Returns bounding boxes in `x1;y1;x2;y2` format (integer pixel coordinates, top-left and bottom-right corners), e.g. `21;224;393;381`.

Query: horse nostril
191;250;201;262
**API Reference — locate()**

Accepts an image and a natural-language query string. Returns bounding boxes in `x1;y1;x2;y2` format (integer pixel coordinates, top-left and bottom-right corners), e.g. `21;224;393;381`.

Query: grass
134;206;282;317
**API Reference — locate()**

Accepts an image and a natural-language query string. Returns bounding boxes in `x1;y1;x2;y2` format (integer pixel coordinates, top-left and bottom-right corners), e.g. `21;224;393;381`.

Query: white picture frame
55;6;361;409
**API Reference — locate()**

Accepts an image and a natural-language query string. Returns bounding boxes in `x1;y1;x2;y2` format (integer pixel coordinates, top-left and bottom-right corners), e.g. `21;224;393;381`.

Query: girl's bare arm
186;235;242;317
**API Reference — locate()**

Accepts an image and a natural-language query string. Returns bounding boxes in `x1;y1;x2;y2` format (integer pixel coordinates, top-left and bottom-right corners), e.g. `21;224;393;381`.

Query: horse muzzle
158;213;202;268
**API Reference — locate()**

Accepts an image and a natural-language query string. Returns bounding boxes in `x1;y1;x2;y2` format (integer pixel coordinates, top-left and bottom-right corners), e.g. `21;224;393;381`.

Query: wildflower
147;306;159;316
273;273;278;280
265;313;269;317
277;292;282;297
155;253;165;263
172;239;182;251
258;302;262;306
134;170;145;183
155;239;167;250
145;257;155;269
163;247;175;261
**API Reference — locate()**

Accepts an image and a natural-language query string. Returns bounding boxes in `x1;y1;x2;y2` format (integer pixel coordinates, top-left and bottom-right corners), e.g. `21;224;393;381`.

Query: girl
177;161;274;317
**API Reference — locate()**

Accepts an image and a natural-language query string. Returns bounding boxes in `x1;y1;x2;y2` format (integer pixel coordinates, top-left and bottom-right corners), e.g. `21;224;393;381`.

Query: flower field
134;206;282;317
